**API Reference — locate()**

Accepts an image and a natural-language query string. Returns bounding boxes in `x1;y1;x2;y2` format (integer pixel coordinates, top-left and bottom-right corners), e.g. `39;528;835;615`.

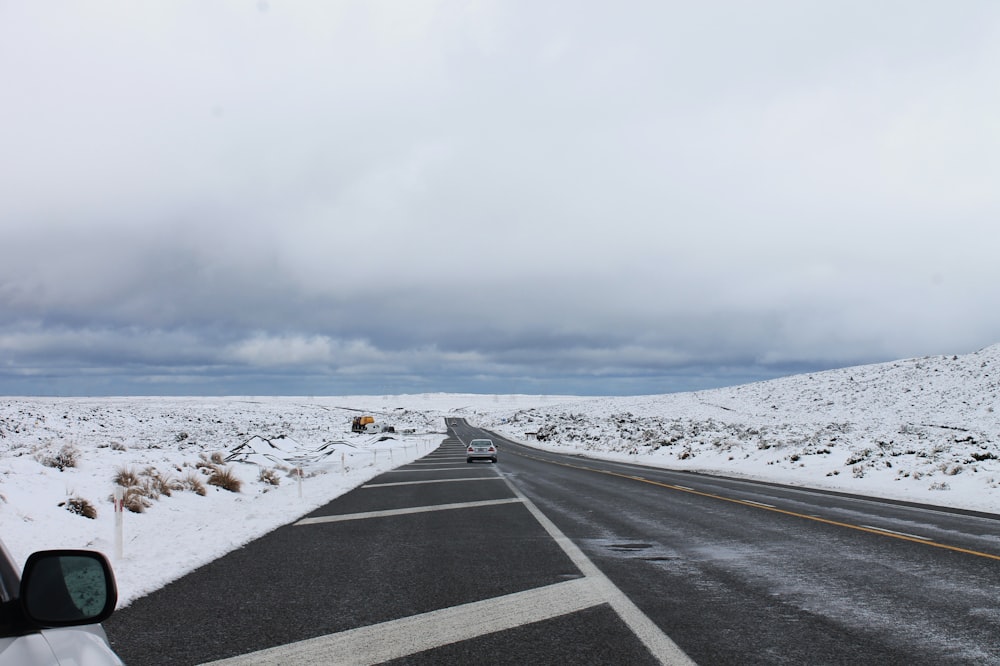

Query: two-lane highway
105;420;1000;664
105;426;688;664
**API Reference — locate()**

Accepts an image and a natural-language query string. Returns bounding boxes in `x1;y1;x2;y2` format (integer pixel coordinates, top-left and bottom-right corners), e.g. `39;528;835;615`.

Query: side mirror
20;550;117;628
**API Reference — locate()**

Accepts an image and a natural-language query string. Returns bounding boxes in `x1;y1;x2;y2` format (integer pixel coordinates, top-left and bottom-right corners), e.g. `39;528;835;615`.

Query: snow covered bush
258;467;281;486
181;471;207;496
62;496;97;519
36;443;79;471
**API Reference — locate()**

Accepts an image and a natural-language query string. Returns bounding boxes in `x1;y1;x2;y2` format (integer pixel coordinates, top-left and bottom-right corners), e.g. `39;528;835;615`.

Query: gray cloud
2;1;999;396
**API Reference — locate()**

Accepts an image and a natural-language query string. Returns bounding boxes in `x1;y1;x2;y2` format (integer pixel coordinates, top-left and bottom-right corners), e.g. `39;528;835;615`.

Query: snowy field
1;344;998;607
481;344;1000;514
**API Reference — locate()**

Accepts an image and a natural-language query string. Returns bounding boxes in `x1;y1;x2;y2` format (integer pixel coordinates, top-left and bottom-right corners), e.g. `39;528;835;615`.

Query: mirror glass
24;554;108;623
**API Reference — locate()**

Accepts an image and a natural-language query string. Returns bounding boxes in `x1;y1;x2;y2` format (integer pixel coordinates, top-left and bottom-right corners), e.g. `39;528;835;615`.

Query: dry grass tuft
258;467;281;486
37;444;80;471
62;496;97;519
177;471;205;495
113;466;158;512
114;466;142;488
140;467;178;498
110;457;221;508
123;489;153;513
208;466;242;493
196;453;220;474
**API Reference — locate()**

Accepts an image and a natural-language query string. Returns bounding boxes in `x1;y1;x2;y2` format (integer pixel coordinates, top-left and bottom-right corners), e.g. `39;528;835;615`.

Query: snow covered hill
477;345;1000;513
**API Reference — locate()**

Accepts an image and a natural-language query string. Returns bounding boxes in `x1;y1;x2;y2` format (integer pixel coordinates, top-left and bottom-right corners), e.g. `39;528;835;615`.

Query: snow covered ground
1;344;998;608
480;344;1000;515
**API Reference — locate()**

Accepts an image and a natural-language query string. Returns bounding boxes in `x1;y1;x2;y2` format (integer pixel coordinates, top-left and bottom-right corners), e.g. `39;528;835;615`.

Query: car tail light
467;447;474;452
488;447;496;452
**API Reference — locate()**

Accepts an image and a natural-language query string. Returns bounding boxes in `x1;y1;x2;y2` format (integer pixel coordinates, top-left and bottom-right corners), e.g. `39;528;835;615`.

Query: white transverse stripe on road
198;578;604;666
294;498;524;526
501;476;697;666
362;477;505;488
386;467;474;472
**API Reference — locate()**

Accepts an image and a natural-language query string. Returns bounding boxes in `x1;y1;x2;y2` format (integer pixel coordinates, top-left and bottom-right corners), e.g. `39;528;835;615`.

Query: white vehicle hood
40;625;124;666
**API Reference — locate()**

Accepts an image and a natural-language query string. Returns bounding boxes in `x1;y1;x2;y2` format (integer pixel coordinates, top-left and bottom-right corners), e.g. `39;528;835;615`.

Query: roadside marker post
113;485;124;560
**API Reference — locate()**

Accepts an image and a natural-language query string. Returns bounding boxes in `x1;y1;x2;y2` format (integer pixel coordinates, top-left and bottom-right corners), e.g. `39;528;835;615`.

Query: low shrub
141;468;180;498
62;496;97;519
113;466;157;512
971;451;998;462
258;468;281;486
114;466;142;488
181;472;207;496
122;488;153;513
196;452;226;473
208;466;242;493
37;444;80;471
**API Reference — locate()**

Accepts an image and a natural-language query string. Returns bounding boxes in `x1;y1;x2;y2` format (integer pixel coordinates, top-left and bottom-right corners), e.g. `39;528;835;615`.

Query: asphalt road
104;420;1000;665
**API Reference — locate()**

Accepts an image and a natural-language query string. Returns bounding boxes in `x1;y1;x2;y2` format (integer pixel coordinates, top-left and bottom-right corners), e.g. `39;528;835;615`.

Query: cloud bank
2;1;999;395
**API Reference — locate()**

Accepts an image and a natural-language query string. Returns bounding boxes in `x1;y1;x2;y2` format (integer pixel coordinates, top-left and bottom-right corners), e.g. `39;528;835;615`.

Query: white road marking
201;455;695;665
742;500;776;508
500;477;696;665
385;467;472;472
294;498;524;526
860;525;934;541
362;477;505;488
407;459;466;463
199;578;604;666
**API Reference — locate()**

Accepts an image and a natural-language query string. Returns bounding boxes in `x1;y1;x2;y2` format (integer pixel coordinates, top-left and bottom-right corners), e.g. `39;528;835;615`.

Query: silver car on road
466;438;498;464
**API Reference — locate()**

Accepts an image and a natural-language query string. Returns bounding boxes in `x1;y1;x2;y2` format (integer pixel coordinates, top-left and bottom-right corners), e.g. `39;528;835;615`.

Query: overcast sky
2;1;999;397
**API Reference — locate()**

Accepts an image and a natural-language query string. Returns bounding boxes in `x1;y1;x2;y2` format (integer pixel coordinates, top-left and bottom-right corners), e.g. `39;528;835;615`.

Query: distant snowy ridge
479;344;1000;513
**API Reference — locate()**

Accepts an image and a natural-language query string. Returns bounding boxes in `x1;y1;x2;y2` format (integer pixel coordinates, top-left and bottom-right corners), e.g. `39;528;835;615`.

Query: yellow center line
513;449;1000;562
